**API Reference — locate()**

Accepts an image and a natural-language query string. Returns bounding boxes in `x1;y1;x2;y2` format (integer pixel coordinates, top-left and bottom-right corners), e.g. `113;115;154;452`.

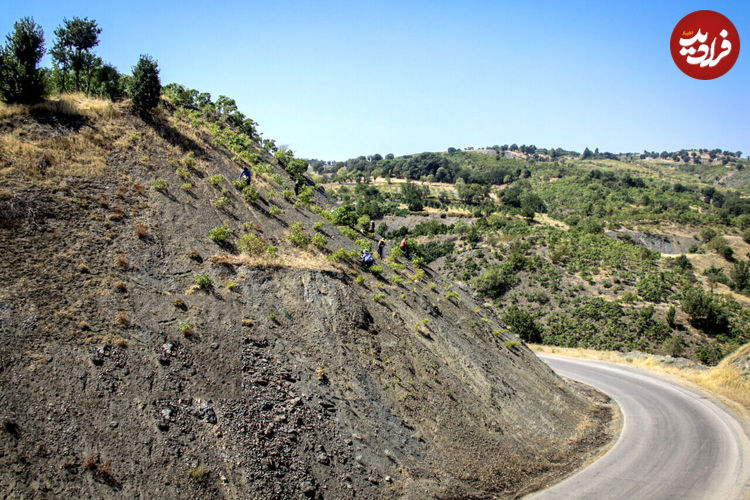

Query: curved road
528;355;750;500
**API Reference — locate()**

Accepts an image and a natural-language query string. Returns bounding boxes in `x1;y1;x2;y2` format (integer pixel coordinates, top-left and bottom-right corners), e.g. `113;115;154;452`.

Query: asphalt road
528;355;750;500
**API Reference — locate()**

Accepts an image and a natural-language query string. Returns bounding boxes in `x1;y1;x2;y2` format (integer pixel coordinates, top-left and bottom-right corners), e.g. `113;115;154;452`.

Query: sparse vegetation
152;179;168;191
208;227;230;242
194;273;211;289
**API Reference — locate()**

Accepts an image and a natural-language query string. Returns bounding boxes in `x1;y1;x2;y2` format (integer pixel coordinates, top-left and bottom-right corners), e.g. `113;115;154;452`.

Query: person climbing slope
238;166;251;182
377;238;386;259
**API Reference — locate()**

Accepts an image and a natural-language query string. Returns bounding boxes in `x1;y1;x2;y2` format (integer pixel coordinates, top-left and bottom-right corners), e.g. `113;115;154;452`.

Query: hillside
0;95;614;498
317;148;750;366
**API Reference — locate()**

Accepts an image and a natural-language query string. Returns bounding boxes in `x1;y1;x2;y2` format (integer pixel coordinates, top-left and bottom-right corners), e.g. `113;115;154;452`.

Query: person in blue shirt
238;167;251;182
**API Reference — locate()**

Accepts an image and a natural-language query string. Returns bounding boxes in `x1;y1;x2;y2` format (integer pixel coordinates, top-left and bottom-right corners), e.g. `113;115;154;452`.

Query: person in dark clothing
361;249;374;268
238;167;251;182
377;238;386;259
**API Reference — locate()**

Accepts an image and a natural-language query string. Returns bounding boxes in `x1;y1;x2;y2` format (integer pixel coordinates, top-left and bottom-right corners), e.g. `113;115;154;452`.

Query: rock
316;452;329;465
206;408;217;425
300;480;316;496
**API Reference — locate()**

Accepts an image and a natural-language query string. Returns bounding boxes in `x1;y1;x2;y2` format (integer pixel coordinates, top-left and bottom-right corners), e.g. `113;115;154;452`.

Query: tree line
0;16;160;117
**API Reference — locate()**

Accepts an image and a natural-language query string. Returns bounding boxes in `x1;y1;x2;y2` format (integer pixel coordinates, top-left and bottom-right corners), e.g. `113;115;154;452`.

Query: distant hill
314;146;750;366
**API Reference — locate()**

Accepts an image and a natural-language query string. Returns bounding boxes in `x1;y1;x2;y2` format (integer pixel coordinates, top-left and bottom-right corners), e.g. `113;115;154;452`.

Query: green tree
680;287;729;334
51;17;101;94
0;17;46;104
503;306;542;343
129;55;161;117
400;180;425;211
730;261;750;294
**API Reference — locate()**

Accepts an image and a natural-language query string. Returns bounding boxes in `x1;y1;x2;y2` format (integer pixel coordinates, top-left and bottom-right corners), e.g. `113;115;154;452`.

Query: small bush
502;305;542;343
505;340;521;348
153;179;168;191
355;275;365;285
374;292;385;302
189;463;209;480
242;185;259;203
176;168;190;179
227;280;238;290
370;264;383;275
282;189;294;201
311;232;328;249
195;274;211;289
179;321;194;336
209;227;230;242
313;221;325;231
213;196;230;209
446;291;460;301
209;174;224;186
181;154;196;169
269;205;281;215
233;179;247;190
266;246;278;257
239;233;265;255
663;334;684;356
180;182;192;191
287;222;310;247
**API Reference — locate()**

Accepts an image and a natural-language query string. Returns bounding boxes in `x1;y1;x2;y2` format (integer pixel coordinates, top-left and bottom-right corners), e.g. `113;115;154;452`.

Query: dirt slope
0;97;613;498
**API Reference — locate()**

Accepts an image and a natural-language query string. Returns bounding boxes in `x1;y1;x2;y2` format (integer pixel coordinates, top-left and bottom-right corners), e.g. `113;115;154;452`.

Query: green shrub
666;305;676;327
287;222;310;247
505;340;521;348
153;179;168;191
356;238;372;252
227;280;238;290
474;266;517;299
663;334;684;356
181;154;196;169
176;168;190;179
503;305;542;343
269;205;281;215
446;291;460;301
209;174;224;186
355;275;365;285
180;182;192;191
239;233;265;255
233;179;247;190
680;287;729;334
393;275;404;285
179;321;194;335
213;196;230;209
209;227;230;242
282;189;294;201
389;262;406;272
242;185;259;203
374;292;385;302
370;264;383;275
194;274;211;289
313;221;325;231
266;246;278;257
298;185;314;204
340;226;359;241
696;342;723;365
311;232;328;249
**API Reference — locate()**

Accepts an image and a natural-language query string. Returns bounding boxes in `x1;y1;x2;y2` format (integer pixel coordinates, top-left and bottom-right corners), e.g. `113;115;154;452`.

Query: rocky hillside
0;95;613;498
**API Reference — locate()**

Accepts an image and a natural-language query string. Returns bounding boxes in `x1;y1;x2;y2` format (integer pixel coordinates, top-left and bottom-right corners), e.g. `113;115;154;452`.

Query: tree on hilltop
51;17;101;94
129;55;161;118
0;17;46;104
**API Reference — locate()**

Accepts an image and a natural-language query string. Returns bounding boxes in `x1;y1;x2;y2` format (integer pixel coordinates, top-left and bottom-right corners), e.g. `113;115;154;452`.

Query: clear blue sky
2;1;748;160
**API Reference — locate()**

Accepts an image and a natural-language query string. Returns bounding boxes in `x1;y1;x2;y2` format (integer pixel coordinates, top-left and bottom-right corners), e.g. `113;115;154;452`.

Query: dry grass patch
0;94;133;179
209;250;341;272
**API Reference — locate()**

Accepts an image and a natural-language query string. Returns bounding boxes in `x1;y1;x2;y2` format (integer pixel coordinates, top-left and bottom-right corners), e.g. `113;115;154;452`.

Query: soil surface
0;100;615;498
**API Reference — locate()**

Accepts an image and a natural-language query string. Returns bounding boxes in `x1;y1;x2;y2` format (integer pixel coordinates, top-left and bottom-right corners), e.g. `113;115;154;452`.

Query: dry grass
531;344;750;418
209;250;341;272
0;93;133;180
0;93;118;121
